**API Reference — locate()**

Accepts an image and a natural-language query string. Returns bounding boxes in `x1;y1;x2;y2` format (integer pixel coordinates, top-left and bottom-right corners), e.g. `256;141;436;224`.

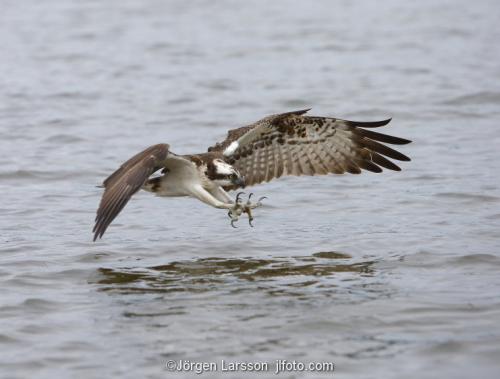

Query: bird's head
207;159;245;188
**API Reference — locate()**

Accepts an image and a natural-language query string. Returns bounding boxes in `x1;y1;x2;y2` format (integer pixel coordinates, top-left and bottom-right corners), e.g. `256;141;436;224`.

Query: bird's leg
242;193;266;227
190;186;253;228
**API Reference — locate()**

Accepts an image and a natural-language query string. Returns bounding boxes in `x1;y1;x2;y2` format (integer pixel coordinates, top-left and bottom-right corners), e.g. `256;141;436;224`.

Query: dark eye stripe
206;172;230;180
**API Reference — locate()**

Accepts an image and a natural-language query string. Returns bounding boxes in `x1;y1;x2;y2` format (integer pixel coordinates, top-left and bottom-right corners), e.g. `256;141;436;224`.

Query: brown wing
210;109;411;189
93;143;169;241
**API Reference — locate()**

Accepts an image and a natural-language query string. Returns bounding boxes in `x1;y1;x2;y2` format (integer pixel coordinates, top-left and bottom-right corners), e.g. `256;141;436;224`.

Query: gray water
1;0;500;378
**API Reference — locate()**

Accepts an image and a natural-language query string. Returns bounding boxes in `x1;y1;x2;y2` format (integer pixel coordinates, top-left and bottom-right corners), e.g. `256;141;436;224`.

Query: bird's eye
230;173;237;180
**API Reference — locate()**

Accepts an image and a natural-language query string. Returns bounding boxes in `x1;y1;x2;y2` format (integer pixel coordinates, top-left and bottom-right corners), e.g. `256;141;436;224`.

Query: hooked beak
233;176;246;188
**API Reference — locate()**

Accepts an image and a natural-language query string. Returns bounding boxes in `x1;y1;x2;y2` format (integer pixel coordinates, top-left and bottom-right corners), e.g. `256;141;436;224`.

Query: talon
236;192;245;203
231;219;238;228
258;196;267;202
249;217;254;227
247;193;254;202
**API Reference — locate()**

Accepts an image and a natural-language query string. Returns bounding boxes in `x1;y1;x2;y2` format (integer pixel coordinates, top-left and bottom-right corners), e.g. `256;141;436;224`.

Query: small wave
0;169;96;182
485;213;500;220
46;91;101;100
312;251;352;259
447;254;500;266
442;91;500;106
0;334;18;344
434;192;500;203
199;79;238;91
168;97;196;105
123;310;187;318
21;298;61;312
404;174;442;181
313;43;351;52
44;134;87;143
147;42;173;52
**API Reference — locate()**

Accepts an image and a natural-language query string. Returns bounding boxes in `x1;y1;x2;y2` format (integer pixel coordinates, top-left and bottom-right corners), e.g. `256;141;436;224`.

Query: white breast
155;161;202;197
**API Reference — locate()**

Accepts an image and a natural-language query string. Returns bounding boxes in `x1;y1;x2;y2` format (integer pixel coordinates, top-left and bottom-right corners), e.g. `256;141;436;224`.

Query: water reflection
95;251;375;296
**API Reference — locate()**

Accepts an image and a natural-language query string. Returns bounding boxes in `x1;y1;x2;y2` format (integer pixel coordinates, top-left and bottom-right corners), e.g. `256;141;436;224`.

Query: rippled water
1;0;500;378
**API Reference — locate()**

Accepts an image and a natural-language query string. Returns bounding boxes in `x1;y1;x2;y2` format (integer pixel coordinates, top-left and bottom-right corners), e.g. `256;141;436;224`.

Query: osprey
93;109;411;241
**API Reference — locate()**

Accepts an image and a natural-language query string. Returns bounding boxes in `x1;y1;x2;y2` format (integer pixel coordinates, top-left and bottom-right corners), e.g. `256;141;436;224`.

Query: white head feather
213;159;234;175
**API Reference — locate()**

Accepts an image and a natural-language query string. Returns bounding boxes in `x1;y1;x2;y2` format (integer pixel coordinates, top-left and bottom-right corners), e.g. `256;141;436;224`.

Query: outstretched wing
93;144;169;241
208;109;411;189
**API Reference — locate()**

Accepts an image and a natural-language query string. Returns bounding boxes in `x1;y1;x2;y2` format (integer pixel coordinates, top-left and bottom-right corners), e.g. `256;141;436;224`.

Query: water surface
1;0;500;378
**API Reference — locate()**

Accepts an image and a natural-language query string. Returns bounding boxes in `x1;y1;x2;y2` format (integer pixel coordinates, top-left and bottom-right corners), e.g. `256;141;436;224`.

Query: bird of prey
93;109;411;241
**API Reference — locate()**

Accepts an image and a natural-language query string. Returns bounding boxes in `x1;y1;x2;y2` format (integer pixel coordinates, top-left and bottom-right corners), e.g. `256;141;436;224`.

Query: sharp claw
246;193;254;206
231;220;238;228
236;192;245;203
258;196;267;202
249;217;254;227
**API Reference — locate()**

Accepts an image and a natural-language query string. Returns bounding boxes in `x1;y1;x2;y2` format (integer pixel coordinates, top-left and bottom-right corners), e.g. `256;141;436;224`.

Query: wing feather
283;144;294;176
265;144;275;182
215;110;411;189
93;144;169;241
275;141;284;178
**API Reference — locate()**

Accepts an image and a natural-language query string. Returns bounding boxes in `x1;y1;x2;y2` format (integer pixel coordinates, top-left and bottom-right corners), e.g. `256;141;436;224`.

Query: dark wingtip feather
351;118;392;128
371;152;403;171
397;138;412;145
355;159;383;173
361;138;411;162
92;222;101;241
356;129;411;145
287;108;312;116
